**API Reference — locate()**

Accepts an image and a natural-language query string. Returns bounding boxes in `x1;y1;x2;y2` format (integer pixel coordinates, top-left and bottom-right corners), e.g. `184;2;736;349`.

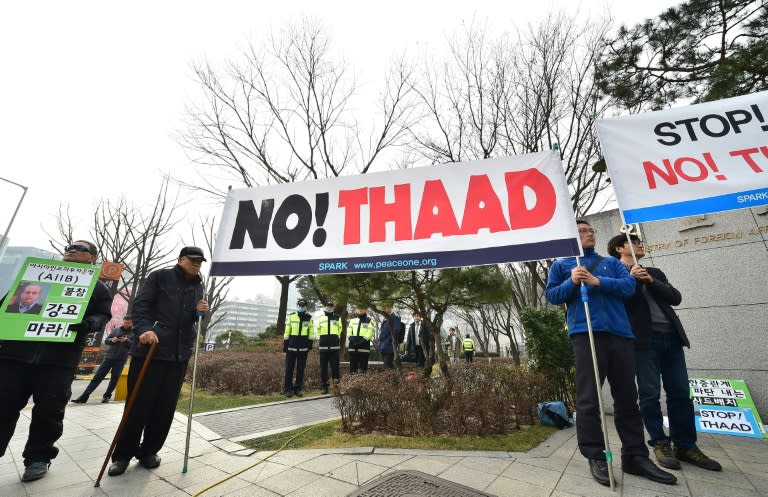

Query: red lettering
414;180;460;239
643;159;678;189
369;184;412;242
673;156;709;182
504;169;556;229
338;188;368;245
730;147;764;173
459;174;509;235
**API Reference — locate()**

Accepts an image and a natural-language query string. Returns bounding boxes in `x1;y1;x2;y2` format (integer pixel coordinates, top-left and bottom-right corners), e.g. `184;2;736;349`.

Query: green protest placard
690;378;768;439
0;257;102;343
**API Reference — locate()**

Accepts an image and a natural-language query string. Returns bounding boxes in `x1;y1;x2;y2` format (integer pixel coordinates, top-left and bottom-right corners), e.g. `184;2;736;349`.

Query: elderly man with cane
107;247;207;476
546;220;676;488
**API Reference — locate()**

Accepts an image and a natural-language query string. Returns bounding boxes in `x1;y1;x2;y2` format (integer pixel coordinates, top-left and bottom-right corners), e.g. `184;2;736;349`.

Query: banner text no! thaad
596;90;768;224
211;152;581;276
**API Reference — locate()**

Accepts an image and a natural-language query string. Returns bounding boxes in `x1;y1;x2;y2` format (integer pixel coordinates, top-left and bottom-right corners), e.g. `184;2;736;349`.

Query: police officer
284;299;313;397
462;334;475;363
316;300;342;394
346;304;375;373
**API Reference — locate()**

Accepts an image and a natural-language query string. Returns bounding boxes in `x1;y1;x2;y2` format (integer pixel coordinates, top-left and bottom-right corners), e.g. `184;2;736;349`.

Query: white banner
211;152;580;276
597;91;768;223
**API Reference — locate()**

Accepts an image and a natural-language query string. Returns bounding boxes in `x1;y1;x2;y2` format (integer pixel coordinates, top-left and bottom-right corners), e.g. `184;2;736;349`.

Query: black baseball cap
179;246;207;261
297;298;308;306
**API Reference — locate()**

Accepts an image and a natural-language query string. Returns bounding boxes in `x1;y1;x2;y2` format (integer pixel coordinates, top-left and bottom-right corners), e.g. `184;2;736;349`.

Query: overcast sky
0;0;674;299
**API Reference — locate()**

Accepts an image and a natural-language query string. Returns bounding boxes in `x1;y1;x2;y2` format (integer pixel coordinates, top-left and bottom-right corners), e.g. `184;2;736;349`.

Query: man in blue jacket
378;304;401;370
546;220;675;487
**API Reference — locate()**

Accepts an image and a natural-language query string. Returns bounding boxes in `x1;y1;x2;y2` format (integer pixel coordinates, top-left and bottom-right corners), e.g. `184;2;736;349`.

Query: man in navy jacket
608;233;721;472
547;220;675;487
108;247;208;477
378;304;401;370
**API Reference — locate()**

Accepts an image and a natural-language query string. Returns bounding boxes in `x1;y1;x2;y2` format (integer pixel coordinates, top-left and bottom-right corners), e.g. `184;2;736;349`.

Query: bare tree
47;177;182;312
180;18;417;333
188;216;234;341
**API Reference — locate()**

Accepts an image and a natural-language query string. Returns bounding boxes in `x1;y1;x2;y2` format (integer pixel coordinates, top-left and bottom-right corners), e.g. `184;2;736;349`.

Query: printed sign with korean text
690;378;767;438
0;257;102;342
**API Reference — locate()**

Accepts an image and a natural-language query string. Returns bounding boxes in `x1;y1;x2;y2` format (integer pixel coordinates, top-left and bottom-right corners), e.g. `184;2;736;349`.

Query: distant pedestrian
108;246;207;477
72;315;134;404
378;304;401;370
462;334;475;363
445;327;460;364
283;298;314;398
0;240;112;482
405;312;431;367
317;300;341;394
347;305;375;373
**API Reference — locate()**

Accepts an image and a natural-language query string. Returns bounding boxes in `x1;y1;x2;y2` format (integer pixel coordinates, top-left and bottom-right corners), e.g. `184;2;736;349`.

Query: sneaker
653;440;681;470
674;446;722;471
321;386;329;395
101;397;110;403
71;396;88;404
588;458;610;486
284;391;293;398
294;389;304;398
21;461;49;482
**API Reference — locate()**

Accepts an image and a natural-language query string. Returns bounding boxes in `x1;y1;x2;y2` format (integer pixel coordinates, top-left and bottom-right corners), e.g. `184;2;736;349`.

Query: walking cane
95;341;158;487
576;255;616;491
182;310;204;473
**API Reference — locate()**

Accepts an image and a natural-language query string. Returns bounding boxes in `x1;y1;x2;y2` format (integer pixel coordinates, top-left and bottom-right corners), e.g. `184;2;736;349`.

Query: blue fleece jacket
546;248;636;338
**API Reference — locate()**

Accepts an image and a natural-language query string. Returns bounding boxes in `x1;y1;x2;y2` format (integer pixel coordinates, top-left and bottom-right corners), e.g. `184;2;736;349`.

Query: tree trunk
275;275;291;337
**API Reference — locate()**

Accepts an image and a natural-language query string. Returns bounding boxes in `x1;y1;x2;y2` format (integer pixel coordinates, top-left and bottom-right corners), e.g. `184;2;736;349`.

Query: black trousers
319;350;340;387
415;346;426;367
464;351;474;363
349;351;369;373
81;357;126;399
381;352;394;370
0;360;74;465
112;357;187;461
572;333;648;461
284;350;308;393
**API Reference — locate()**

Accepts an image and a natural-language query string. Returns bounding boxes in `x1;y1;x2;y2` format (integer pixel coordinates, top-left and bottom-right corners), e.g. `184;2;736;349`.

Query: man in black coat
609;233;721;473
72;315;134;404
405;312;431;367
0;240;112;482
108;247;208;476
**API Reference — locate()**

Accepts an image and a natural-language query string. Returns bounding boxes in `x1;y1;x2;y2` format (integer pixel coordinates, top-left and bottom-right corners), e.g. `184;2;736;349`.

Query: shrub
334;364;558;436
188;350;323;395
521;306;575;409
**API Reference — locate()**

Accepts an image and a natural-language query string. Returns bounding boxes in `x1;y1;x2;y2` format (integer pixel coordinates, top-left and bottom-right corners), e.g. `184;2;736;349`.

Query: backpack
395;321;406;344
537;401;573;429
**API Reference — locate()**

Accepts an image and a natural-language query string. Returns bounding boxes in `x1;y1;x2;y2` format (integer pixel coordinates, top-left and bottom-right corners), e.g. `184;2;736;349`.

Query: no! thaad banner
0;257;101;342
597;90;768;224
211;152;581;276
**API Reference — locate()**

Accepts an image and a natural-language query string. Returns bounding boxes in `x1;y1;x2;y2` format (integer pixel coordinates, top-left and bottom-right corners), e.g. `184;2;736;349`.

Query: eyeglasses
578;228;596;235
65;244;92;254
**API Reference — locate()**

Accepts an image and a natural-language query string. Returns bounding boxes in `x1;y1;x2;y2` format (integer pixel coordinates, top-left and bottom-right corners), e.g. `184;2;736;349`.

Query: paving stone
500;460;562;488
325;460;389;486
298;454;352;475
483;475;552;497
256;468;321;495
287;476;357;496
237;461;290;484
450;456;512;476
553;472;620;497
686;477;763;497
221;484;281;496
0;481;27;497
392;455;460;475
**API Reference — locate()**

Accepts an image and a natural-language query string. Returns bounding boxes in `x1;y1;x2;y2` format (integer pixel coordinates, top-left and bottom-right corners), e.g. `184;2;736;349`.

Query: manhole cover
347;470;495;497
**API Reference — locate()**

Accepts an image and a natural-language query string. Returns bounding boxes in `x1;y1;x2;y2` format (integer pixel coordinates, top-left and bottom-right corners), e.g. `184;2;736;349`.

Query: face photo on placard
5;281;50;315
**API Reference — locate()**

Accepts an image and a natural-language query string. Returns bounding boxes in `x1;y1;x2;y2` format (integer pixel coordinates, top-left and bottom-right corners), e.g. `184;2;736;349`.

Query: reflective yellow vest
347;317;375;352
284;312;313;351
317;314;342;350
463;338;475;351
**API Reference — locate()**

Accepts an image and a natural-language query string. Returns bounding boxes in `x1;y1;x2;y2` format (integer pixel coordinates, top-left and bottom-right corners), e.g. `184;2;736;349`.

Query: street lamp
0;176;29;262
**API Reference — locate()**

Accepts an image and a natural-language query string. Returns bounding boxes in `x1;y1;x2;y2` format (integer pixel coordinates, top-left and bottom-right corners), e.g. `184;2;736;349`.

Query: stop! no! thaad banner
597;90;768;224
211;152;581;276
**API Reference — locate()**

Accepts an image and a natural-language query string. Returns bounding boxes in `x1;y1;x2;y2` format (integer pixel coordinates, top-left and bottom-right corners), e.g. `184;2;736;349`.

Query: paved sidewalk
194;396;339;442
2;383;767;496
